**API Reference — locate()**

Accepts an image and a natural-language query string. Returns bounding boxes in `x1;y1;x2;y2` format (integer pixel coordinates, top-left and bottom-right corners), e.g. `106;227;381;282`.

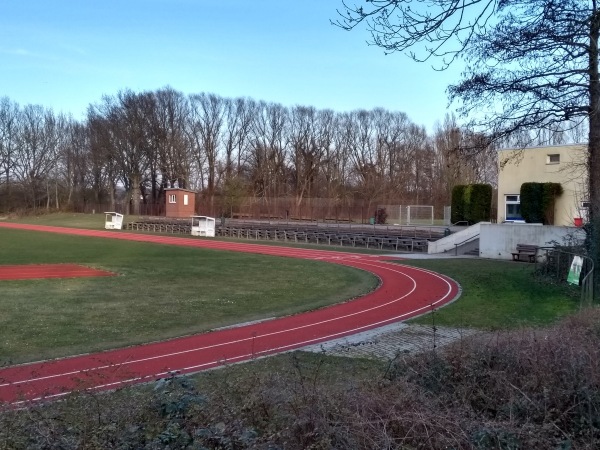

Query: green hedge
520;182;563;224
451;183;493;224
451;185;466;224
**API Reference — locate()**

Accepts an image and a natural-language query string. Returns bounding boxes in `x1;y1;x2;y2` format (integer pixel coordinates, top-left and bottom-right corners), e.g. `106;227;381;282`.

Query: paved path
0;223;460;404
303;323;478;360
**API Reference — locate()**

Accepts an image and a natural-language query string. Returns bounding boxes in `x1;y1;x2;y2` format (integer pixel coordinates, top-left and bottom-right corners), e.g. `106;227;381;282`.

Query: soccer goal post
406;205;434;226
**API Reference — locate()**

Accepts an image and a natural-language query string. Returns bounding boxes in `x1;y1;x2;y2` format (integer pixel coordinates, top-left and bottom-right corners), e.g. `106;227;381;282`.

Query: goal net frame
406;205;434;226
377;205;434;226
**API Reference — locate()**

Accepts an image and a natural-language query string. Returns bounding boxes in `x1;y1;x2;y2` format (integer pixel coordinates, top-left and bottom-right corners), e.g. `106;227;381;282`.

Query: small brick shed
164;188;196;218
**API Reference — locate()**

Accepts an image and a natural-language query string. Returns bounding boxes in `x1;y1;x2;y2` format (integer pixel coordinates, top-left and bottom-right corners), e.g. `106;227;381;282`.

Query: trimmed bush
542;182;564;224
520;182;563;224
466;184;493;224
452;183;493;224
451;185;466;224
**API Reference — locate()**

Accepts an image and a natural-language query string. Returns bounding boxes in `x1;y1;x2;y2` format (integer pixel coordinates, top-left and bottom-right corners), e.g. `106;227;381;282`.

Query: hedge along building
497;144;588;226
164;188;196;218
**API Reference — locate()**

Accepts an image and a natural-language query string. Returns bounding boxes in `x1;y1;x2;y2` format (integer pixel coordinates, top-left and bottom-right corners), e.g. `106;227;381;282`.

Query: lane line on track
0;223;460;404
0;260;423;388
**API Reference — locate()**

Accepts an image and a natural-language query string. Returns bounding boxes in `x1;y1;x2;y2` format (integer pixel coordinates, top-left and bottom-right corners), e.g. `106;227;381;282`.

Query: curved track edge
0;223;460;404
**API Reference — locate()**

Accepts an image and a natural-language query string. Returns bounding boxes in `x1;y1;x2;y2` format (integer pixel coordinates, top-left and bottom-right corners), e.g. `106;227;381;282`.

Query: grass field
1;213;581;364
0;213;589;449
3;211;118;229
404;258;580;329
0;228;377;364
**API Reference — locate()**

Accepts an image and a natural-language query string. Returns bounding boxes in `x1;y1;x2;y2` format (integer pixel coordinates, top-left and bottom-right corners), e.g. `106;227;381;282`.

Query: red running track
0;263;116;280
0;222;460;405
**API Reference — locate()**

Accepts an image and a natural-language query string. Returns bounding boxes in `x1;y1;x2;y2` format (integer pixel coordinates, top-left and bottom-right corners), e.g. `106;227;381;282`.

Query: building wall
497;144;587;226
165;189;196;218
480;223;585;260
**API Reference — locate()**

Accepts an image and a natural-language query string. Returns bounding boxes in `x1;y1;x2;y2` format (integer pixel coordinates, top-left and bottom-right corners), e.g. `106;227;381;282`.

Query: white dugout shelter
104;212;124;230
191;216;216;237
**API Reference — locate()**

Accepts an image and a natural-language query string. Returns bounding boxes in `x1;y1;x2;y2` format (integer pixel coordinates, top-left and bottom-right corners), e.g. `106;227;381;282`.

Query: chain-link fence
535;247;595;306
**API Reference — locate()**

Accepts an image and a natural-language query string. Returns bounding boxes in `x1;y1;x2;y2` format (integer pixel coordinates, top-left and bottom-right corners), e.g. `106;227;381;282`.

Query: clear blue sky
0;0;463;131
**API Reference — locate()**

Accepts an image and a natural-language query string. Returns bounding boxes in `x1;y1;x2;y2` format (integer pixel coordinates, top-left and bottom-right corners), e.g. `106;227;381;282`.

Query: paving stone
301;322;479;360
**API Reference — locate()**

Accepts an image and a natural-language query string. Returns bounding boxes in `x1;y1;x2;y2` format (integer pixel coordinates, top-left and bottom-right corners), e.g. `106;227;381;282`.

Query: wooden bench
512;244;538;262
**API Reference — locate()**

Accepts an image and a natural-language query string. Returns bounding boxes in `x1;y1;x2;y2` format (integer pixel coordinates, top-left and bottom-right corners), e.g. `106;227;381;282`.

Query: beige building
497;144;588;226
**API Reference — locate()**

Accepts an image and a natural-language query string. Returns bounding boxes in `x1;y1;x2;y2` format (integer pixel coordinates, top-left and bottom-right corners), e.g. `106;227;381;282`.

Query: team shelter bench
511;244;538;262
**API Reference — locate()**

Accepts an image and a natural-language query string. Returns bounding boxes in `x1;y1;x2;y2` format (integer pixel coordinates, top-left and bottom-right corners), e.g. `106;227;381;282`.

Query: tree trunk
587;10;600;297
130;174;142;216
108;180;116;211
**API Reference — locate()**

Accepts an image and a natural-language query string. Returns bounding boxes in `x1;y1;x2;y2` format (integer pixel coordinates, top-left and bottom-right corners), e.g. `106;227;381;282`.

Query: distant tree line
0;86;548;217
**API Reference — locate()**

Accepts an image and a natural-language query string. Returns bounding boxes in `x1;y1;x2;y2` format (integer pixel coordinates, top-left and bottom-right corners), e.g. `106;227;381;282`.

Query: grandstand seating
124;217;445;252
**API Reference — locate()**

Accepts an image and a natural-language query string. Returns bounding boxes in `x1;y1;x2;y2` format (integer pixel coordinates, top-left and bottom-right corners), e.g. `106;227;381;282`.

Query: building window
168;194;176;204
505;194;523;221
547;154;560;164
579;200;590;222
183;194;189;206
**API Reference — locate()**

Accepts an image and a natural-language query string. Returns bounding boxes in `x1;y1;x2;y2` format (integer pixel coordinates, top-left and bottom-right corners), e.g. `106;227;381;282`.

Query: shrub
3;311;600;449
520;182;563;224
375;207;387;224
520;182;545;223
451;185;466;223
466;184;493;224
452;183;492;224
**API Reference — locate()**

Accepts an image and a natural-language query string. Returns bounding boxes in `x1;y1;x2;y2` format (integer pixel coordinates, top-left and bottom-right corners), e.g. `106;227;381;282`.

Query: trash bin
444;227;451;237
369;217;375;225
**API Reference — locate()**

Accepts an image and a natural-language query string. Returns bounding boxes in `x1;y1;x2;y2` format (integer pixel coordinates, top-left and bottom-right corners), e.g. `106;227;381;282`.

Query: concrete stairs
463;247;480;257
427;222;487;256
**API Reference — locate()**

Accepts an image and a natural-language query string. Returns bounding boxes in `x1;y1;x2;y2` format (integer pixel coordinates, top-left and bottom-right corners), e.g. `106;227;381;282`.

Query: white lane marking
1;260;455;391
12;268;457;404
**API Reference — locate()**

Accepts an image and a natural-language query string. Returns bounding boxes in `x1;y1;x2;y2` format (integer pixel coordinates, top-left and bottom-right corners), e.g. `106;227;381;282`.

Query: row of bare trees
0;88;501;217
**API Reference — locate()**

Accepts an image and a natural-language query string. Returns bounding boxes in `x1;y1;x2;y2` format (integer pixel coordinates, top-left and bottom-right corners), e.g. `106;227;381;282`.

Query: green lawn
402;258;580;329
3;211;124;229
0;229;377;364
1;213;582;364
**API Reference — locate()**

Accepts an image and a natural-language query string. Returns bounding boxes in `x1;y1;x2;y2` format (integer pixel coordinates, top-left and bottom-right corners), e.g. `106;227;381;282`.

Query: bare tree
92;90;155;215
372;108;410;200
12;105;61;209
56;118;90;209
325;112;353;216
87;108;118;208
402;123;431;204
152;87;192;194
248;101;288;210
223;97;255;178
0;97;21;208
288;106;322;209
189;93;225;210
335;0;600;286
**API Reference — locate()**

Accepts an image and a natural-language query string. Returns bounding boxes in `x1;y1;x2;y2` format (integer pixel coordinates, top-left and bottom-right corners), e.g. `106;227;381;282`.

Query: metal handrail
453;233;480;256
